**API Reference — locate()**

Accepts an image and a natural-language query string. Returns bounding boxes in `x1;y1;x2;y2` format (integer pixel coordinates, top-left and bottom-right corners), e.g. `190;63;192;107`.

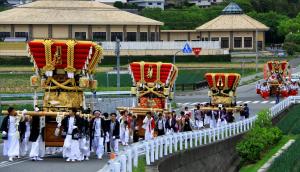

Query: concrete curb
257;139;295;172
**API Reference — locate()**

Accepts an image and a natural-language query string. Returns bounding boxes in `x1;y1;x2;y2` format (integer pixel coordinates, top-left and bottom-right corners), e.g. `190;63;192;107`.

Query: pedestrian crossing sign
182;43;192;54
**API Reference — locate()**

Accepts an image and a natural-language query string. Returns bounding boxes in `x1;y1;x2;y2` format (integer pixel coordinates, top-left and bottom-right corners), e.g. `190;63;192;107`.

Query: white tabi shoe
8;157;13;162
31;157;36;161
85;157;89;161
66;158;71;162
36;157;43;161
71;159;76;162
97;156;103;160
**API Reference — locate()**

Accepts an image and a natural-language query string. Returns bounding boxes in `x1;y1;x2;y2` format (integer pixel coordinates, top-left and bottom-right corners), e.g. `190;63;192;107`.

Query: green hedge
0;54;231;66
100;55;231;66
0;57;32;66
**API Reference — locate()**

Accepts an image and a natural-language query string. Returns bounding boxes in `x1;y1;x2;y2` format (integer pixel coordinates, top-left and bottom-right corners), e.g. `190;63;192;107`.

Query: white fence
99;96;300;172
100;41;221;50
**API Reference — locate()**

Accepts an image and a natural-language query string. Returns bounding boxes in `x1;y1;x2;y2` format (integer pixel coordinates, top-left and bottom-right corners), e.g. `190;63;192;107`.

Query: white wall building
189;0;223;7
128;0;164;9
94;0;127;4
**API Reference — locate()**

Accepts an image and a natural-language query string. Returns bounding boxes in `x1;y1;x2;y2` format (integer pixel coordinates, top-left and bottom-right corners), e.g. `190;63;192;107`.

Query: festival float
117;61;178;137
2;39;103;146
201;73;241;111
260;60;291;99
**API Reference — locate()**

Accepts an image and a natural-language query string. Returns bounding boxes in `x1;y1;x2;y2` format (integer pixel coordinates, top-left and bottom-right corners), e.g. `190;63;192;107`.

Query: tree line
139;0;300;46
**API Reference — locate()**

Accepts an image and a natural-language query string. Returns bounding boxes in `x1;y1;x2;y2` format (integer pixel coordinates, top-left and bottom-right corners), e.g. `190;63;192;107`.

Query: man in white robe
90;110;105;159
1;107;24;162
29;116;45;161
61;108;82;162
142;112;155;141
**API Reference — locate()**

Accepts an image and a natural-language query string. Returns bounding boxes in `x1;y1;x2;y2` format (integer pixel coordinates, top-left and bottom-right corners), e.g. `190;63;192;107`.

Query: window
140;32;147;41
234;37;242;48
221;37;229;48
0;32;10;41
157;2;161;5
148;2;152;5
127;32;136;41
211;37;219;41
201;37;208;41
15;32;28;39
111;32;123;41
244;37;252;48
75;32;86;40
93;32;106;41
150;32;155;41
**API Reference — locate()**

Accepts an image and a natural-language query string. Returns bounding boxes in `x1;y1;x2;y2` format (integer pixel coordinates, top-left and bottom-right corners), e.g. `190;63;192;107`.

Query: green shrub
254;109;272;128
236;110;283;163
0;57;32;66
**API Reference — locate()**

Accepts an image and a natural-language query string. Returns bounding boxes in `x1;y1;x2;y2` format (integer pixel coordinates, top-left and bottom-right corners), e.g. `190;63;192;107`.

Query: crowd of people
0;104;250;162
256;80;299;100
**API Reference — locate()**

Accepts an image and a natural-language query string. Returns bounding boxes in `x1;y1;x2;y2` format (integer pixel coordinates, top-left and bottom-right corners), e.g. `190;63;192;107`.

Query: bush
236;110;283;163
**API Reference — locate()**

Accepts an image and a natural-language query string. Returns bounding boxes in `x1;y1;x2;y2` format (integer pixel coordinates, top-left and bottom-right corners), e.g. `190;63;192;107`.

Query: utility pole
173;50;181;101
115;38;121;90
255;29;258;72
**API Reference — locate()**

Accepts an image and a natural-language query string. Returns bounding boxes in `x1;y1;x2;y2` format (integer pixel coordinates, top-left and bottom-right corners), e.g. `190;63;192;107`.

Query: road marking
270;101;276;104
201;102;208;104
182;102;190;107
243;101;251;104
252;101;260;104
191;102;199;106
0;159;30;168
262;101;269;104
236;101;243;104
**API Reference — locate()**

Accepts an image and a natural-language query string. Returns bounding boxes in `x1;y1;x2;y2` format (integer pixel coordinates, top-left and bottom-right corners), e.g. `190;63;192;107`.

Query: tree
0;0;7;6
248;11;288;43
113;1;124;9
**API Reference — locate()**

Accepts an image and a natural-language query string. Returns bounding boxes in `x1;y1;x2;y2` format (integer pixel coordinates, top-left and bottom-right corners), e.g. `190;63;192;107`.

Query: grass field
267;136;300;172
276;105;300;135
0;68;255;93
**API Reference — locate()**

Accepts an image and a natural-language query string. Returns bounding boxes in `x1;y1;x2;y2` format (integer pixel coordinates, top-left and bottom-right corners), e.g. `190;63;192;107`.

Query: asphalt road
1;58;299;172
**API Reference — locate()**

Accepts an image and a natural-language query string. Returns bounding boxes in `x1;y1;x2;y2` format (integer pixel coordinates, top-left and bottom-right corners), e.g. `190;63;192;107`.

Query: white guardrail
99;96;300;172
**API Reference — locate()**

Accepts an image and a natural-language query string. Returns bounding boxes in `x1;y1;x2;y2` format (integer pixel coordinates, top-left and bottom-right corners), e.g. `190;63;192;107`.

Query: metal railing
101;41;221;50
99;96;300;172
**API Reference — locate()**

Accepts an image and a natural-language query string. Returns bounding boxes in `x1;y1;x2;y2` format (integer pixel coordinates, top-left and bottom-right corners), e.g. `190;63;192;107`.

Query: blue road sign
182;43;192;53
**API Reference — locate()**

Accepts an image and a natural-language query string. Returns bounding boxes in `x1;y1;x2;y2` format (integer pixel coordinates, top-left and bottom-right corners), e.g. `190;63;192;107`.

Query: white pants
110;139;119;153
20;136;31;156
3;132;20;157
29;135;45;158
79;137;90;157
124;129;130;144
63;135;81;160
209;119;215;128
120;127;126;144
144;130;153;141
93;136;104;158
195;120;203;129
